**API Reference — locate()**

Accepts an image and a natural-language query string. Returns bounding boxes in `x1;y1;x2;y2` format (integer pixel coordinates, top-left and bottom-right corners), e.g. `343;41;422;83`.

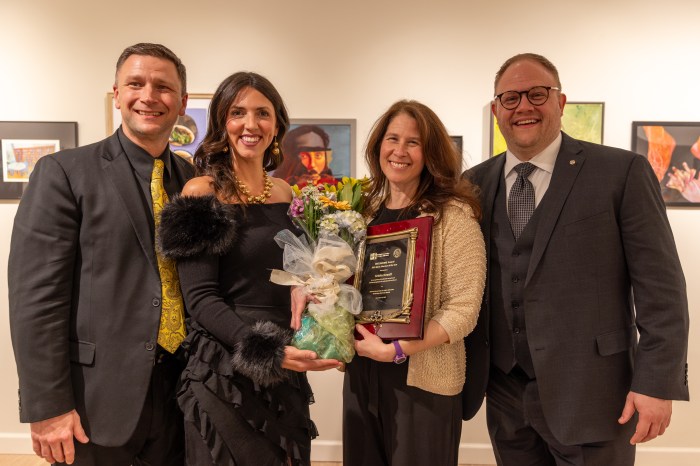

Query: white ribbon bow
270;230;362;316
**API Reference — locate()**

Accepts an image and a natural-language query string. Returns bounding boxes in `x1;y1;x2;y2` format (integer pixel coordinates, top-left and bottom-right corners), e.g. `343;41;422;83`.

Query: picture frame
490;102;605;156
0;121;78;199
273;118;356;187
450;135;463;154
631;121;700;207
105;93;212;164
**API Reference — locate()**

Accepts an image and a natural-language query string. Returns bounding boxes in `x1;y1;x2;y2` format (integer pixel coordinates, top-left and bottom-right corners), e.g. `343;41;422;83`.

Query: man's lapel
101;134;159;275
525;133;585;286
479;155;506;243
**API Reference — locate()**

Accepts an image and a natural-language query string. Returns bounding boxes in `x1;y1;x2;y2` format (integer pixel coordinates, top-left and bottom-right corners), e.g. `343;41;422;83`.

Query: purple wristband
392;340;407;364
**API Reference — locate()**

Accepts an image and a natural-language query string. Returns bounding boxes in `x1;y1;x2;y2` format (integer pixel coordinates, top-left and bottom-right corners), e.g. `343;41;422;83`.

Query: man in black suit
9;43;194;465
463;53;689;465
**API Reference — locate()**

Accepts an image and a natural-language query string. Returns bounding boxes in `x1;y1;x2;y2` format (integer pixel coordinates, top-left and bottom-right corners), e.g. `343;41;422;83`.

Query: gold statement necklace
234;170;273;204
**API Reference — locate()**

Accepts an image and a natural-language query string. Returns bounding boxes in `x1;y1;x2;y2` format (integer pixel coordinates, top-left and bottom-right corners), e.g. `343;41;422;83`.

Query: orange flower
319;196;351;210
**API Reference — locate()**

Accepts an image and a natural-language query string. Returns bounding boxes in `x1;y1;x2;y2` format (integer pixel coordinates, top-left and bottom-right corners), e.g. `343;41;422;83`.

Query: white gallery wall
0;0;698;464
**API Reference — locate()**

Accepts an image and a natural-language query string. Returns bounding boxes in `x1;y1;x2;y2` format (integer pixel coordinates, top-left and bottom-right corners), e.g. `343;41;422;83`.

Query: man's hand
618;391;672;445
30;409;89;464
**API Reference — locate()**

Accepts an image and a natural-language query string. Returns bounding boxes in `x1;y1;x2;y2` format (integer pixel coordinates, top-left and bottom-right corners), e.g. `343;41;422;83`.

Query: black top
177;203;297;348
370;204;420;226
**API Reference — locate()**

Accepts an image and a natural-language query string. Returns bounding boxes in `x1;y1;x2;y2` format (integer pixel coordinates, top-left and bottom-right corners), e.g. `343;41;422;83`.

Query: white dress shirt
504;133;563;208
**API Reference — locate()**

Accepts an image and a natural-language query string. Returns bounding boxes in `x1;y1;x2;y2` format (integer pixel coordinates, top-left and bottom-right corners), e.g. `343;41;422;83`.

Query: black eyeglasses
494;86;561;110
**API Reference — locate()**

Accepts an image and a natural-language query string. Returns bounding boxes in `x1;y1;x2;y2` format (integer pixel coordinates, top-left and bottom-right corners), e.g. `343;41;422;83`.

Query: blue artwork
170;107;208;163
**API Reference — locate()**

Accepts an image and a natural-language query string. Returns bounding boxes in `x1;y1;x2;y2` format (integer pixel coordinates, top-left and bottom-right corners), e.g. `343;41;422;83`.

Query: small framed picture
0;121;78;199
631;121;700;207
450;135;463;154
273;119;356;188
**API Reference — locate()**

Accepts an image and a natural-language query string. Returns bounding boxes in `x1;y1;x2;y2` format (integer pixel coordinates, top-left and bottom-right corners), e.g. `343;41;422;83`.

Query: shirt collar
504;132;562;177
117;127;172;180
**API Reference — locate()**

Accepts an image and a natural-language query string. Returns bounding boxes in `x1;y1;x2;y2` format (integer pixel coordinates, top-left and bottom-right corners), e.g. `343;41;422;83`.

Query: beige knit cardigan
403;199;486;395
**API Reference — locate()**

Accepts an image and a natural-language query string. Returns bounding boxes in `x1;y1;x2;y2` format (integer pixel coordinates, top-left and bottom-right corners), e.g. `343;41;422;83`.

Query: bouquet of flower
270;178;368;362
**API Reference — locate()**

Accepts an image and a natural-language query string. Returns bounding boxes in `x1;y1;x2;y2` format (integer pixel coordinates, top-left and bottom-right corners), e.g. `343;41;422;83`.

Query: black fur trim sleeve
158;195;238;259
232;321;293;387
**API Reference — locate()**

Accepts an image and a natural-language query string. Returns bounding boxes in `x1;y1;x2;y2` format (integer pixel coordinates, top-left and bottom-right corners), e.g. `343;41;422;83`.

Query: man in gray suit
463;53;689;465
9;43;194;465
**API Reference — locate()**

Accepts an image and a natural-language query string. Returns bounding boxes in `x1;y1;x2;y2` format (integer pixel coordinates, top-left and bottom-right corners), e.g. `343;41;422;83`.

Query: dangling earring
271;137;280;156
222;145;229;153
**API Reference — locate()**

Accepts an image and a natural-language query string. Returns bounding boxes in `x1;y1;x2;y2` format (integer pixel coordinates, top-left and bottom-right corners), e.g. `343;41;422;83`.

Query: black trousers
342;355;462;466
56;349;185;466
486;366;635;466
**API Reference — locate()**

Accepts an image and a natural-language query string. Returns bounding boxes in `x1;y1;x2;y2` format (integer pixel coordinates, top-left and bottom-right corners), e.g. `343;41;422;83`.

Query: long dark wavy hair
364;100;481;222
193;72;290;201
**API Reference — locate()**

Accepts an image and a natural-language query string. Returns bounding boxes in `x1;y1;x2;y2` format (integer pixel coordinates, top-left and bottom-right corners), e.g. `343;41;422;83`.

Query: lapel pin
569;160;576;165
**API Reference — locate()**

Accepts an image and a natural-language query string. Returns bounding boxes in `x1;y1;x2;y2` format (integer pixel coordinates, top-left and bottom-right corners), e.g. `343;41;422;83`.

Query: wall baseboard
634;446;700;466
458;443;497;464
309;440;700;465
0;434;32;454
3;434;700;464
307;440;498;463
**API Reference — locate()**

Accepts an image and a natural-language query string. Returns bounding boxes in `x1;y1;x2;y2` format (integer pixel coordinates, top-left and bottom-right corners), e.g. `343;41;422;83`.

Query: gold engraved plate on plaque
354;227;418;324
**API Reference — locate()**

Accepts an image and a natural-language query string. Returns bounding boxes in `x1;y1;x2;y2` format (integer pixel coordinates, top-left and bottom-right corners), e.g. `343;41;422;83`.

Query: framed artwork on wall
0;121;79;199
106;93;212;164
273;119;356;188
631;121;700;207
490;102;605;156
450;135;463;154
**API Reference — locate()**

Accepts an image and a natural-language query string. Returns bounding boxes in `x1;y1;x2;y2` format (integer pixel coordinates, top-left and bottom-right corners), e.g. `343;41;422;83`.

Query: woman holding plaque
343;100;486;466
158;72;341;466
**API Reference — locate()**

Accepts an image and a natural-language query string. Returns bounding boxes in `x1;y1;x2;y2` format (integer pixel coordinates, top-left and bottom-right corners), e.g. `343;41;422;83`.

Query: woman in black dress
159;72;341;466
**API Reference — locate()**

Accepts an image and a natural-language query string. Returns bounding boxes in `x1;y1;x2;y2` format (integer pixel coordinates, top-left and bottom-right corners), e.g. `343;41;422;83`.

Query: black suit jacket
463;133;689;444
8;131;194;446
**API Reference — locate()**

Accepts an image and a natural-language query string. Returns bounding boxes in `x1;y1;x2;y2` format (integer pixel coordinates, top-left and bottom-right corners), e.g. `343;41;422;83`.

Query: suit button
513;327;520;334
512;250;520;257
152;298;160;307
512;276;519;283
145;342;155;351
512;301;519;309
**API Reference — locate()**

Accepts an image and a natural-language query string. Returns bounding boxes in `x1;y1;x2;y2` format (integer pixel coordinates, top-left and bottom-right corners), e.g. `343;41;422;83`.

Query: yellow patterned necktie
151;158;186;353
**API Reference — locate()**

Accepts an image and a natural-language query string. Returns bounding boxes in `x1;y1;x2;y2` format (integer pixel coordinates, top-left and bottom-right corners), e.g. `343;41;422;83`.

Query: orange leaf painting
642;126;676;182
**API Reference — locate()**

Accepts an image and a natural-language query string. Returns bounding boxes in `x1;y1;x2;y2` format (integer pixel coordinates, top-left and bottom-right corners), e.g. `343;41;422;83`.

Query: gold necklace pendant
234;170;273;204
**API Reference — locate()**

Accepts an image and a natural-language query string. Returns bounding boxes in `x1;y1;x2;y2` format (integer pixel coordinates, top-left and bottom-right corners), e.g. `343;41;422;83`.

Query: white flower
319;216;340;235
317;211;367;244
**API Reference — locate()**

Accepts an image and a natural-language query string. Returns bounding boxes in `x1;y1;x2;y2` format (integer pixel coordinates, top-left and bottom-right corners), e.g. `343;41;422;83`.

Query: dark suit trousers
486;367;635;466
55;350;185;466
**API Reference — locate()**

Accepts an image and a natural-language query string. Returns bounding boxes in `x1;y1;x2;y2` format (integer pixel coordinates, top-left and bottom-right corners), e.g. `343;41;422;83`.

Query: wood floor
0;455;492;465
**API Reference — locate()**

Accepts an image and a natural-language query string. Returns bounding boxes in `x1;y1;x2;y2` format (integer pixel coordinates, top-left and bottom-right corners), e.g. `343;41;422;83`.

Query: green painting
491;102;604;156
